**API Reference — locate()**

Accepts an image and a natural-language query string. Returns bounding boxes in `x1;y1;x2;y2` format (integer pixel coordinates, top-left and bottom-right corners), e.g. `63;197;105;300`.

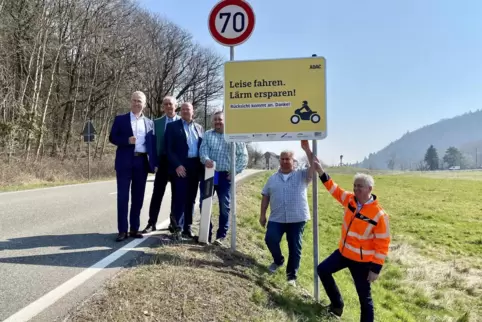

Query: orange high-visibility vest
320;172;391;273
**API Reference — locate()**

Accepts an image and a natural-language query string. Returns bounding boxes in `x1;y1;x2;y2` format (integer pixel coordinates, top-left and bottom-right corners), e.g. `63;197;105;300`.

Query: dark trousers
264;221;306;280
199;171;231;241
171;158;201;233
116;155;149;233
317;249;374;322
147;155;174;226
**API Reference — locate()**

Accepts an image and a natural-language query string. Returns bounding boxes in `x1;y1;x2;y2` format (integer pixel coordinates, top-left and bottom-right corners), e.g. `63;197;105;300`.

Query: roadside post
208;0;256;251
223;55;327;301
82;119;96;181
208;1;328;301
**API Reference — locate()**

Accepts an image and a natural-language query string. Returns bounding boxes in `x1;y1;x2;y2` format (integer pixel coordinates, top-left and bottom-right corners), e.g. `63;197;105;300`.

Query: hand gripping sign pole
199;163;217;244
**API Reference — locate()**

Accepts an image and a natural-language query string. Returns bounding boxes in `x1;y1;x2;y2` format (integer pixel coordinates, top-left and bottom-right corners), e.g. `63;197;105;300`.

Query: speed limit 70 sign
208;0;255;46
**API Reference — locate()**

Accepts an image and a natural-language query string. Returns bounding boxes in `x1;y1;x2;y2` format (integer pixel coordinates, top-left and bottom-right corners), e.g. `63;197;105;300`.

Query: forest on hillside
355;110;482;170
0;0;224;164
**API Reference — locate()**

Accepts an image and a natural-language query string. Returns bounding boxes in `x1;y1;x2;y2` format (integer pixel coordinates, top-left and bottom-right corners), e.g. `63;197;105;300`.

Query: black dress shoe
116;232;128;242
141;224;157;234
129;231;144;238
182;231;194;239
168;224;175;233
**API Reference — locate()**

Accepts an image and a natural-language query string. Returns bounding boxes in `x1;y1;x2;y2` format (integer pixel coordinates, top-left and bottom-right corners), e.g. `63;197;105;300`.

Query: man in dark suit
142;96;180;233
165;102;204;240
109;91;157;242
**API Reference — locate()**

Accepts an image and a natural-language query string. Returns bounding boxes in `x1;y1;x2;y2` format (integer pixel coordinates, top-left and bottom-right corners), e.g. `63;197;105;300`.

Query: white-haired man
312;154;391;321
109;91;157;242
259;140;314;286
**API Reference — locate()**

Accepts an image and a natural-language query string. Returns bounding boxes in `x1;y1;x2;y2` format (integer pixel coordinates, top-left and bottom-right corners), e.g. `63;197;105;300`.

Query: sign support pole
311;139;319;301
230;45;237;251
88;118;91;181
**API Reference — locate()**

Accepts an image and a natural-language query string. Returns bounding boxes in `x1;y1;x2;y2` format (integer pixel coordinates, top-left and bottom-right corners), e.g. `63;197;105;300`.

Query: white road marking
2;219;169;322
0;176;156;196
0;180;116;196
2;170;262;322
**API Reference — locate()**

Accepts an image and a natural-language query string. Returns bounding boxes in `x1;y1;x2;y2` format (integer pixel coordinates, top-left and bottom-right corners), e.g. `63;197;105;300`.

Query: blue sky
139;0;482;165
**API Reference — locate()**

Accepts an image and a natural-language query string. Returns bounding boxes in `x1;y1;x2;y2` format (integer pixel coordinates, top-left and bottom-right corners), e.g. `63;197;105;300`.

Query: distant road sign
82;120;96;142
208;0;255;46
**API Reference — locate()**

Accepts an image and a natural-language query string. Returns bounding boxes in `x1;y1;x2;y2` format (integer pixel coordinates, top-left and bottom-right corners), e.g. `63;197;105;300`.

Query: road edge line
2;170;264;322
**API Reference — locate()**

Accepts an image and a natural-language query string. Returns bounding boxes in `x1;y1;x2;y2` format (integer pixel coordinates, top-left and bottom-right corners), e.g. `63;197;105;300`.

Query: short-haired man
109;91;157;242
199;111;248;245
312;154;391;321
165;102;204;240
142;96;180;234
259;140;314;286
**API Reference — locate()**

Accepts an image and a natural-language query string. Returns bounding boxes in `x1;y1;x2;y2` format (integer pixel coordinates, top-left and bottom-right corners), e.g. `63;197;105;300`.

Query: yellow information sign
223;56;327;142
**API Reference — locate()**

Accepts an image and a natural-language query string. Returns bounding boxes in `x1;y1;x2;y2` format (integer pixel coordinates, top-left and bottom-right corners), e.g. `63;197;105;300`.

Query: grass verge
0;156;116;192
68;170;481;322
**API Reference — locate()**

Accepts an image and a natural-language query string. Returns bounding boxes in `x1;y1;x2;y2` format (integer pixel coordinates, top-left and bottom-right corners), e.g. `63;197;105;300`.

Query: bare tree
416;160;428;171
0;0;224;168
246;143;263;168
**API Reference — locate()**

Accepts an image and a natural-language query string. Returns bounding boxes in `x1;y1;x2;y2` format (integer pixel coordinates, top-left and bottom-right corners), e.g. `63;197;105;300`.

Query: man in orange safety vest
312;155;391;322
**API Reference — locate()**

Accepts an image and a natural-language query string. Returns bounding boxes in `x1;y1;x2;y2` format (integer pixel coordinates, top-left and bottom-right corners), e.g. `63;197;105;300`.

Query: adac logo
309;64;322;69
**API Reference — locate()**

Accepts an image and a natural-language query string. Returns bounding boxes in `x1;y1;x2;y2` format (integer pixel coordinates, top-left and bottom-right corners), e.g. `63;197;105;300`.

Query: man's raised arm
312;156;353;207
300;140;314;183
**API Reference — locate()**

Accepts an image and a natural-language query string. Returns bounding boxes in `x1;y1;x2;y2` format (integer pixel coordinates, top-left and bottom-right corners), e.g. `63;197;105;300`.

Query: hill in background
354;110;482;170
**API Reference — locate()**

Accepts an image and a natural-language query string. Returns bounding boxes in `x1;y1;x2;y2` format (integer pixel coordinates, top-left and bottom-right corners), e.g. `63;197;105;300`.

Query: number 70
219;12;246;33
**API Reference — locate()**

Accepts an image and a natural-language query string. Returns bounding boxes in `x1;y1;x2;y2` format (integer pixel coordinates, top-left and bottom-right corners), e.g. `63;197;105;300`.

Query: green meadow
70;169;482;322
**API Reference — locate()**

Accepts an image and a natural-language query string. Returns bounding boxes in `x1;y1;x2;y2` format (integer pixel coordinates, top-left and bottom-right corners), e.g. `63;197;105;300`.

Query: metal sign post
229;46;237;251
82;119;96;181
312;140;319;301
223;47;327;300
88;123;91;180
208;0;256;252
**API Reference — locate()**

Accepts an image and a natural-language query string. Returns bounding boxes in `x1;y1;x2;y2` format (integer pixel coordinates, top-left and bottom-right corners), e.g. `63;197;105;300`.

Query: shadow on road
0;233;128;251
0;232;168;268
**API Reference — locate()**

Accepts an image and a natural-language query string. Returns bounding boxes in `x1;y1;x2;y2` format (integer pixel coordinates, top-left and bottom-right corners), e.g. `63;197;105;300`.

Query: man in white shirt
109;91;157;242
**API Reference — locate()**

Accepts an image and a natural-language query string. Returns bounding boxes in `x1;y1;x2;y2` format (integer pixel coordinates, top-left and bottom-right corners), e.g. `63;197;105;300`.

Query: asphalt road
0;169;262;322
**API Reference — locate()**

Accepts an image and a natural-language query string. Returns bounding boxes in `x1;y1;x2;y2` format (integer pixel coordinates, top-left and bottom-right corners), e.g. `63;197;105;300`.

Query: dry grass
404;169;482;181
0;155;116;191
389;242;482;314
66;170;482;322
68;238;333;322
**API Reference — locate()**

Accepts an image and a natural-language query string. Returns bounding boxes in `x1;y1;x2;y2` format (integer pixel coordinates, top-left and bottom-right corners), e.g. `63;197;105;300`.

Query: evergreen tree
424;145;439;170
443;147;463;168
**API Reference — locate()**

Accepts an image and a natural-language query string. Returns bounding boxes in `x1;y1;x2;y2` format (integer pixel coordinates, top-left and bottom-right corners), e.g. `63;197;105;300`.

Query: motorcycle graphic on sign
290;101;321;124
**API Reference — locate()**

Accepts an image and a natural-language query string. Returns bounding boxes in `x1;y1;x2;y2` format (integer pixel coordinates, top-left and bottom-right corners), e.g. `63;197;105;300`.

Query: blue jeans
317;249;374;322
200;171;231;241
264;221;306;280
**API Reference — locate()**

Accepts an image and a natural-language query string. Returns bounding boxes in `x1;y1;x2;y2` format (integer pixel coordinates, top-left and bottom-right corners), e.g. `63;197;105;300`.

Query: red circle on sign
208;0;255;46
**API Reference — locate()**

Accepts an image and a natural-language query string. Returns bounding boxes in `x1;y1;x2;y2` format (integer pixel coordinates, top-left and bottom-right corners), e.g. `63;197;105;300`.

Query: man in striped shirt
199;111;248;245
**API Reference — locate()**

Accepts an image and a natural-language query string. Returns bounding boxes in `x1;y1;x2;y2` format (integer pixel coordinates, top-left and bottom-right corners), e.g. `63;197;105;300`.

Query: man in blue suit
109;91;157;242
165;102;204;240
142;96;180;233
